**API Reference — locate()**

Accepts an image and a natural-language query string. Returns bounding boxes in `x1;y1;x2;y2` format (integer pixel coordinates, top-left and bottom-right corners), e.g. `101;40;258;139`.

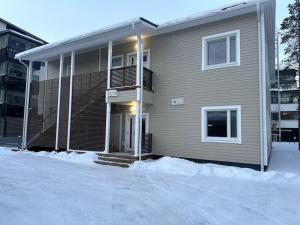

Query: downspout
257;3;265;172
18;58;29;150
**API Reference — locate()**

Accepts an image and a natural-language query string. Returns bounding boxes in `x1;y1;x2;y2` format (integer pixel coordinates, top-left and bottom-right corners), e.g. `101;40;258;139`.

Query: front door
125;114;148;152
126;115;135;152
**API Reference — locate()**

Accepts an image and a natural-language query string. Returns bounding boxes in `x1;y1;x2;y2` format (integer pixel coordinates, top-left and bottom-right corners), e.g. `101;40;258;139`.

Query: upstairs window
202;30;240;70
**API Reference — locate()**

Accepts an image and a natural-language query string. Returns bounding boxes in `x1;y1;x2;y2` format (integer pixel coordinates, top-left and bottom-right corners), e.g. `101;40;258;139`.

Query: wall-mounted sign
107;89;118;97
171;98;184;106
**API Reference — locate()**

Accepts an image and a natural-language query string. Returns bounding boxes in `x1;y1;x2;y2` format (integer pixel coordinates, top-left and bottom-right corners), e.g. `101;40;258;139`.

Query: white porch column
104;41;112;153
55;54;64;150
42;61;48;132
67;51;75;151
138;39;144;160
22;61;33;150
134;34;142;157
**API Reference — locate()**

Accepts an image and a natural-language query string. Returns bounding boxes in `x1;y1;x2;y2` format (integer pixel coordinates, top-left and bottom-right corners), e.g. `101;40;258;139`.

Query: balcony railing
110;66;153;91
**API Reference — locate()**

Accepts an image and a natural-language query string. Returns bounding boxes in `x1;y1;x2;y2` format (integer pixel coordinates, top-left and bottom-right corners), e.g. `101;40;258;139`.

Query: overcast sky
0;0;293;59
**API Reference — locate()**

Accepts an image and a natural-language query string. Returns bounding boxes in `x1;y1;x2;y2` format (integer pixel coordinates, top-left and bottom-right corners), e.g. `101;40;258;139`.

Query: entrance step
94;159;130;168
94;152;152;168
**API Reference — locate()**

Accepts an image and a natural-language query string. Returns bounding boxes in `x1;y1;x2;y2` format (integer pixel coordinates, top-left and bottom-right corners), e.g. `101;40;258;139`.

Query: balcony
110;66;153;91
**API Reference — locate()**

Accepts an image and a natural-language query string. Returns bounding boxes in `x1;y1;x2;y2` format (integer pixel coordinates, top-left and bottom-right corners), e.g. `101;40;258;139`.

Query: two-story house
15;0;275;171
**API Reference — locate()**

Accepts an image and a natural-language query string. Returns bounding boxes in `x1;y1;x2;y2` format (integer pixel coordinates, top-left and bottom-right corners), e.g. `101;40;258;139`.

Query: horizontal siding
108;89;153;104
149;12;261;165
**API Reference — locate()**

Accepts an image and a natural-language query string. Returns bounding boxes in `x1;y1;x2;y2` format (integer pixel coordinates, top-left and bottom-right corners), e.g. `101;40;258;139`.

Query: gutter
257;2;265;172
18;58;30;151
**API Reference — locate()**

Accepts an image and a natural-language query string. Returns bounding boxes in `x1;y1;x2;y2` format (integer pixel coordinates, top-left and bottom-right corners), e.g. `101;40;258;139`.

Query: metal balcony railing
110;66;153;91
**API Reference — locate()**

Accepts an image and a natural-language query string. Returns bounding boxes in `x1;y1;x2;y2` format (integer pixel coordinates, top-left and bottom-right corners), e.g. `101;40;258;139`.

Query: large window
201;105;241;144
202;30;240;70
111;55;123;69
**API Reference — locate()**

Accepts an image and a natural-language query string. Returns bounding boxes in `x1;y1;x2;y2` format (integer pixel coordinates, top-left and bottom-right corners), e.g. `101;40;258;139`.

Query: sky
0;0;294;59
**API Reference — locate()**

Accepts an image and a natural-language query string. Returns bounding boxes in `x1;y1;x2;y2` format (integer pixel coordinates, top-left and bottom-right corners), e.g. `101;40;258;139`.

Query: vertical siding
149;13;261;165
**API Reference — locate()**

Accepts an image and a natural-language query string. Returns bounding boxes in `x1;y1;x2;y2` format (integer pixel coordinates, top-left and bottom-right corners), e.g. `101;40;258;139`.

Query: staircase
94;152;152;168
26;72;107;150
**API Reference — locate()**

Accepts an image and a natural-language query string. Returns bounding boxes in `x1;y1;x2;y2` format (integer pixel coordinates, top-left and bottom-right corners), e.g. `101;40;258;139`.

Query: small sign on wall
171;98;184;106
107;89;118;97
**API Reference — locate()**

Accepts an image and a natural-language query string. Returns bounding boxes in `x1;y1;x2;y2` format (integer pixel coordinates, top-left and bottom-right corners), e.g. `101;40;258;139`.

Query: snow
269;142;300;174
0;145;299;225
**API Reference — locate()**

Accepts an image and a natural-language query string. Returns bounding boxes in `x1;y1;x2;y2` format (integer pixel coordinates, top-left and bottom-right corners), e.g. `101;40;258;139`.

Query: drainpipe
18;58;31;150
257;3;265;172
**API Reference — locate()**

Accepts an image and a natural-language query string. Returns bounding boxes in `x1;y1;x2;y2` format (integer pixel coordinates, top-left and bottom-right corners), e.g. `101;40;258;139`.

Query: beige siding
149;13;261;165
108;89;153;104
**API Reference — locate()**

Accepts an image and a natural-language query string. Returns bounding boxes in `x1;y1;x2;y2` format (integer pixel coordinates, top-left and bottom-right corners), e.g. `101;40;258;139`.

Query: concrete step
94;159;130;168
98;156;134;164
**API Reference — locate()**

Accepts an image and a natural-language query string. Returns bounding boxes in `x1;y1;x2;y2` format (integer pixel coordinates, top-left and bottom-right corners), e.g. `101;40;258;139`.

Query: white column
98;48;102;72
22;61;33;150
139;40;144;160
134;34;142;157
104;41;112;153
55;54;64;150
67;51;75;151
42;61;48;132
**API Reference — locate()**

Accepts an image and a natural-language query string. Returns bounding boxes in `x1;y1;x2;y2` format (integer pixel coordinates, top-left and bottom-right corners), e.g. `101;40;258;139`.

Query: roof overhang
15;18;157;61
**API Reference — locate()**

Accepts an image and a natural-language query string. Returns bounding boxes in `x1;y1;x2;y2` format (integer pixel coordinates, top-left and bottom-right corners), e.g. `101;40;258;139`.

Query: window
202;30;240;70
66;65;71;76
201;105;241;144
111;55;123;69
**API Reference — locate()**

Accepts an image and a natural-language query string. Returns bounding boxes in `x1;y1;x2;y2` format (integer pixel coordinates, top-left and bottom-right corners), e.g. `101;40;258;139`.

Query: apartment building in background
271;68;299;142
0;18;47;144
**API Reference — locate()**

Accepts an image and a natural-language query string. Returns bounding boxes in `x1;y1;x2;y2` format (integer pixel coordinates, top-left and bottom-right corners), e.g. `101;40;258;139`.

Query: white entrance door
125;113;149;152
125;115;135;152
127;50;150;69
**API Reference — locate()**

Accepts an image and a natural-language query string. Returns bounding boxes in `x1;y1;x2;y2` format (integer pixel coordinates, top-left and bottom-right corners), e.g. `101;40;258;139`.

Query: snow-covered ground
0;145;299;225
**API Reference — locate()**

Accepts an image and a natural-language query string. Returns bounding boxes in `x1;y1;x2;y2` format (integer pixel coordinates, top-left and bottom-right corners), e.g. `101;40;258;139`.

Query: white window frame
127;49;150;69
201;105;241;144
111;55;124;69
202;30;240;71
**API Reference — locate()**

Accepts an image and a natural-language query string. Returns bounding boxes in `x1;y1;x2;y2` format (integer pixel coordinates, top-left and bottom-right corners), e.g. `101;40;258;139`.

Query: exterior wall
149;13;261;165
108;89;153;104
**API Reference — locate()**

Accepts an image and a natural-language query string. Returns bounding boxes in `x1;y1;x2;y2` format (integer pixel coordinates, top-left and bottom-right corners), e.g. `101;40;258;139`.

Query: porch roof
15;18;158;61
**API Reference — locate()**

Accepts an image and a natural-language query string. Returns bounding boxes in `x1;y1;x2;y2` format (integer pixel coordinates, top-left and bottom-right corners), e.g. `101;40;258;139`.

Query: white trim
55;54;64;150
67;51;75;151
201;105;241;144
111;113;122;151
21;61;32;150
104;41;113;153
126;49;150;69
125;112;149;152
111;54;124;69
202;29;240;71
257;4;268;169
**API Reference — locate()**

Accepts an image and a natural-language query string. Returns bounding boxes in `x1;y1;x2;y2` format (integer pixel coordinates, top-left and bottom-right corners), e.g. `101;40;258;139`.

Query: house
15;0;275;171
271;69;298;142
0;18;47;145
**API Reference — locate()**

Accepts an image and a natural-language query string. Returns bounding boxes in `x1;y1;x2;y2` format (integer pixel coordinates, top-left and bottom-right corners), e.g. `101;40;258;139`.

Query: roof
15;0;274;61
0;18;47;44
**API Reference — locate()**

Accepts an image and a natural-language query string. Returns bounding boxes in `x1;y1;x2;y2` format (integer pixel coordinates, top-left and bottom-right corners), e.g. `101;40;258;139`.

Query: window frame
201;105;242;144
111;55;124;69
202;30;240;71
